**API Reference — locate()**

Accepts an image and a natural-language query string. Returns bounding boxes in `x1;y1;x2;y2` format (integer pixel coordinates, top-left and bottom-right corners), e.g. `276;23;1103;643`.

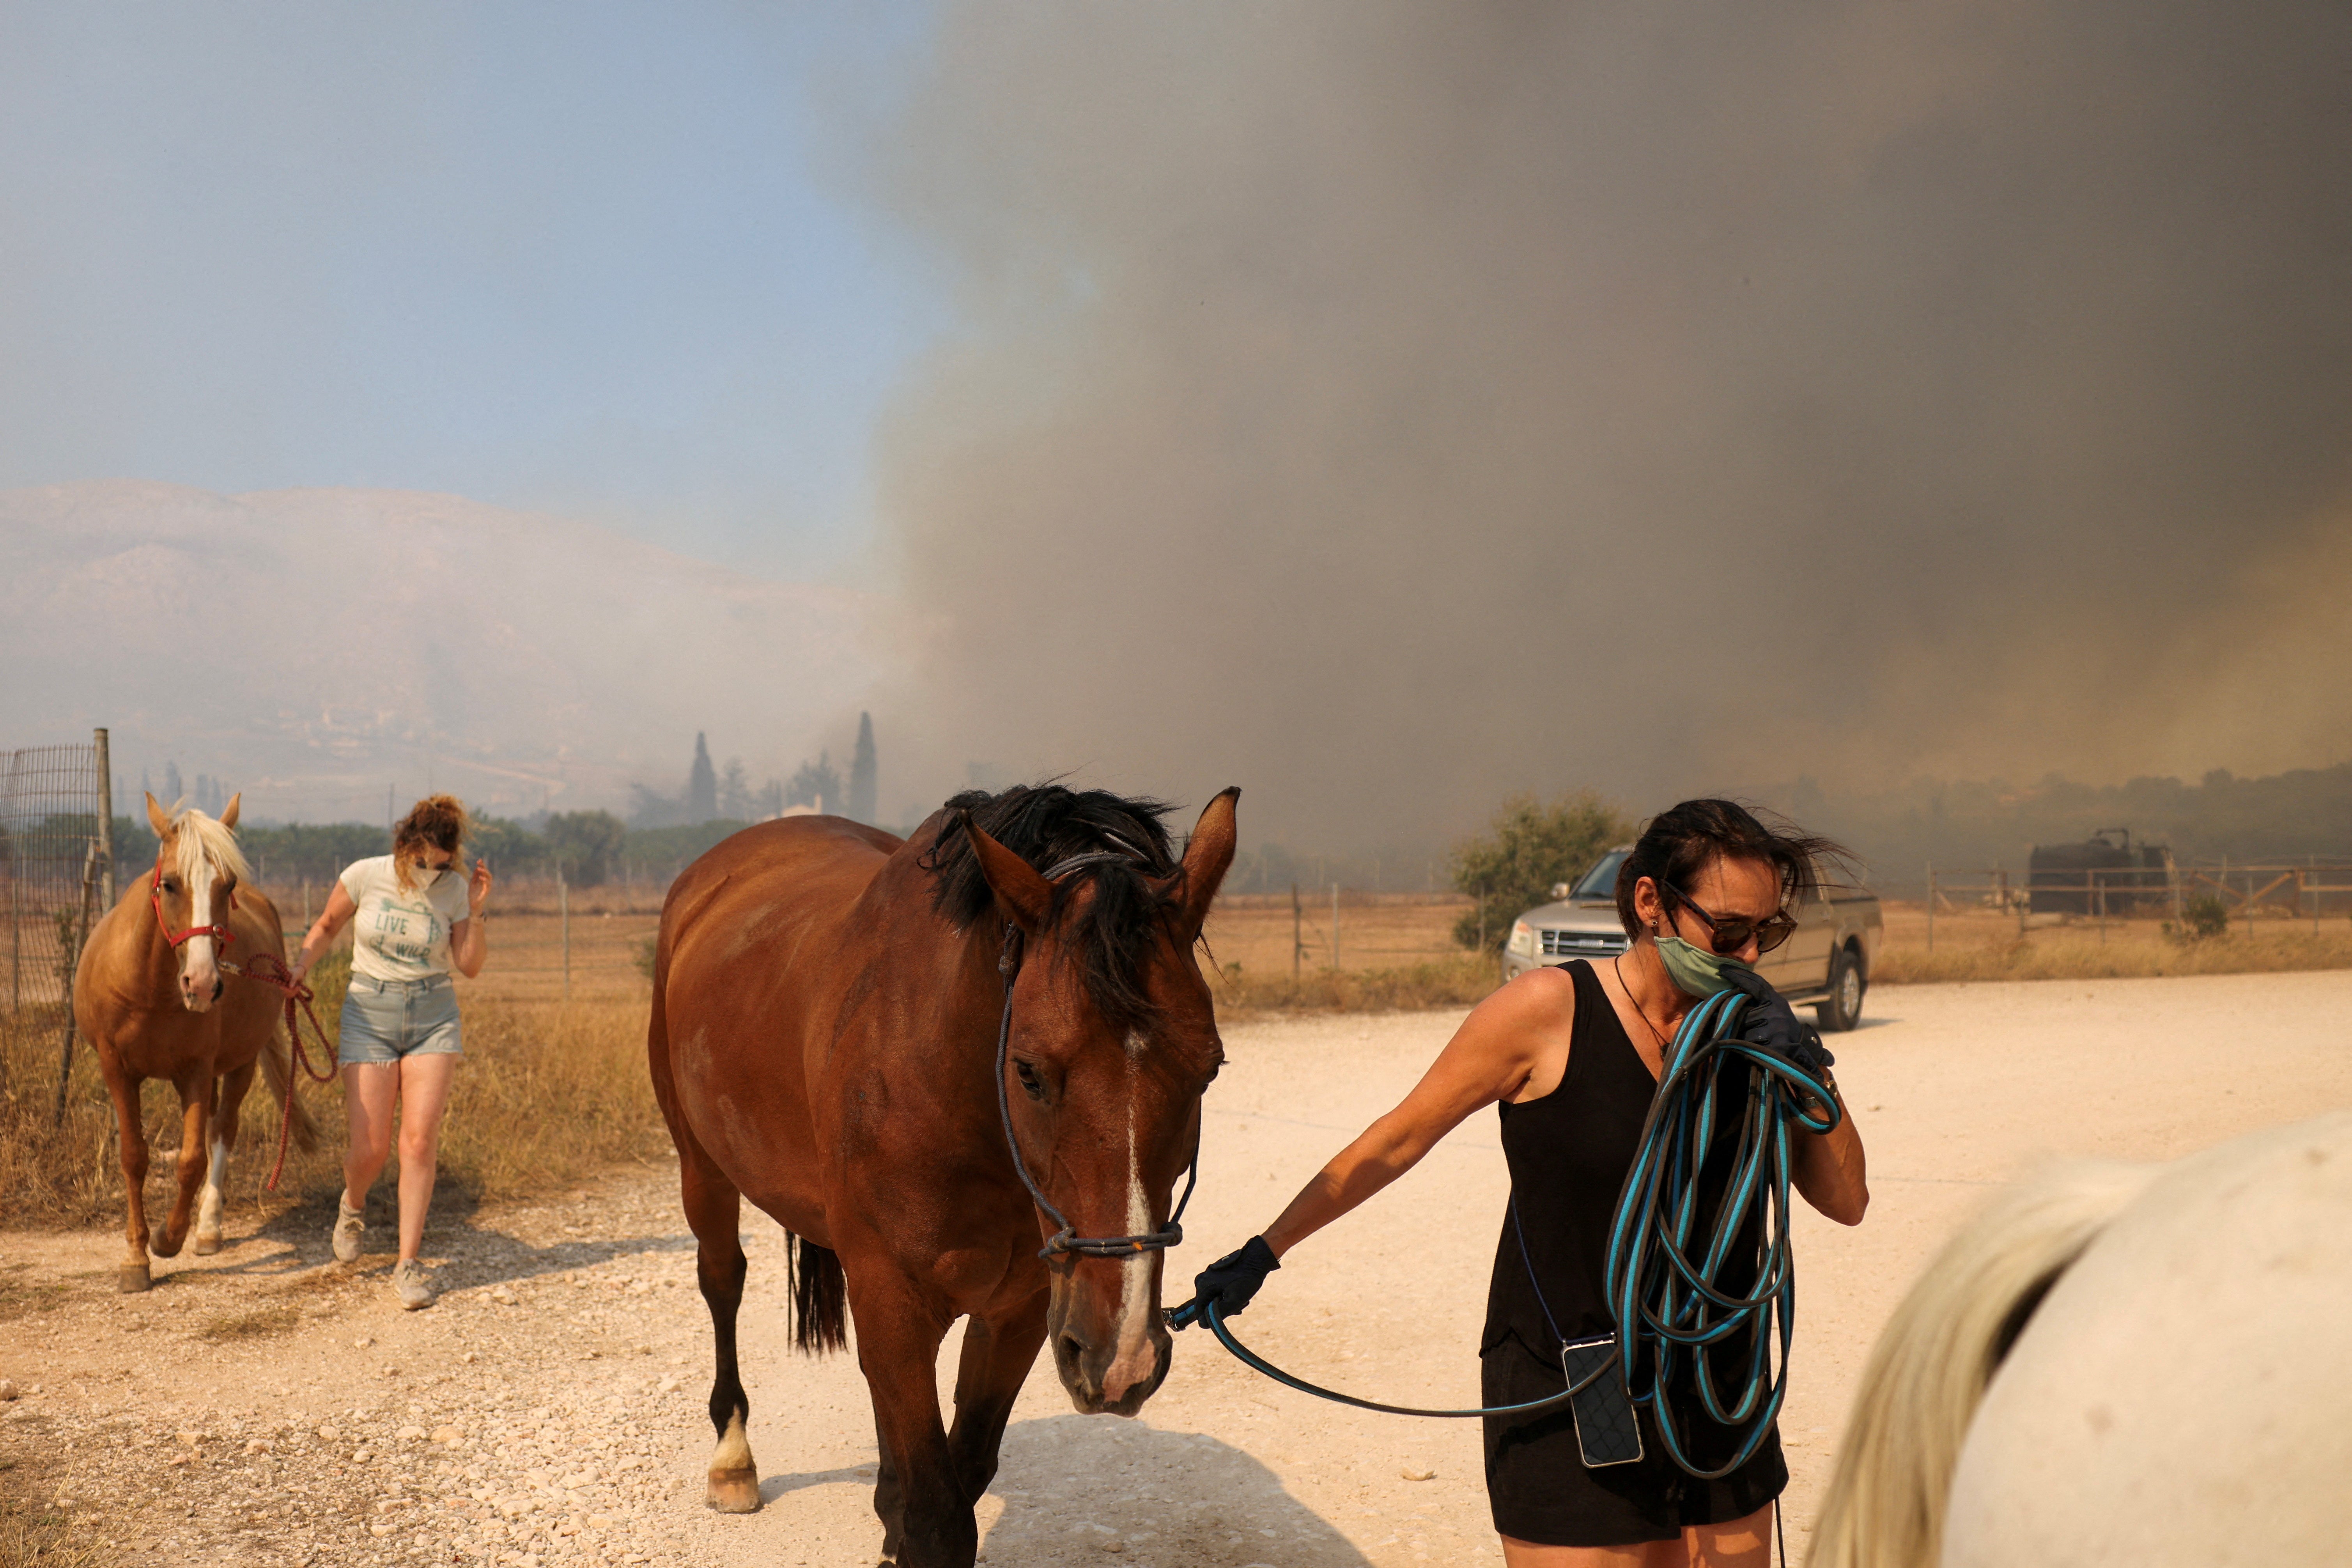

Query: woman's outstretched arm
1261;970;1575;1258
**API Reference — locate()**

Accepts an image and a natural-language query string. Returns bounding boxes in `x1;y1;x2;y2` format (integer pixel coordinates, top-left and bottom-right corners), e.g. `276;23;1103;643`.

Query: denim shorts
338;973;464;1065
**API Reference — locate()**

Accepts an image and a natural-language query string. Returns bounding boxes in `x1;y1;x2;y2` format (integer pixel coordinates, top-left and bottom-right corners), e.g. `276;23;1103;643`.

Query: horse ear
963;815;1053;932
145;791;171;837
1174;787;1241;939
219;793;241;831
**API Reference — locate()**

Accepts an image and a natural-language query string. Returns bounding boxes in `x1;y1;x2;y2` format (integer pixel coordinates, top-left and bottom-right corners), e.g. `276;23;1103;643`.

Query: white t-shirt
340;854;472;983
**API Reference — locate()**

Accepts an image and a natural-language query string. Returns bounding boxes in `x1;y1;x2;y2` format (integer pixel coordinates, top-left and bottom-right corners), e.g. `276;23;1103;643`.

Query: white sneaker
391;1258;437;1311
331;1196;365;1264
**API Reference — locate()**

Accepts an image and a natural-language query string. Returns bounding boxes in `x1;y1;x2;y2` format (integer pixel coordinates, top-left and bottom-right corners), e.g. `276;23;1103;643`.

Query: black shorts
1479;1334;1787;1547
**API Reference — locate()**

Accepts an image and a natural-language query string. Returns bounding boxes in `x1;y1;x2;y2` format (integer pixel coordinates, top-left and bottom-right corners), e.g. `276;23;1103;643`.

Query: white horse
1810;1110;2352;1567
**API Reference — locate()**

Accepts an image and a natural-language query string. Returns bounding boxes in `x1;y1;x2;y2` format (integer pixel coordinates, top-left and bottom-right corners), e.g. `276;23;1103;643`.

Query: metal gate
1;731;114;1118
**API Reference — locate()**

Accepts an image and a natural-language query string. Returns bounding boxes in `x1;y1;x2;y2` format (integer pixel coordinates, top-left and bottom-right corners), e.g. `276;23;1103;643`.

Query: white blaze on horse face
1103;1061;1158;1401
181;873;220;1005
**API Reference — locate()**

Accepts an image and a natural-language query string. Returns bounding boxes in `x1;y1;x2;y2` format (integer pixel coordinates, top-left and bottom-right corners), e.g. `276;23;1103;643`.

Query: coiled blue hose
1604;986;1840;1478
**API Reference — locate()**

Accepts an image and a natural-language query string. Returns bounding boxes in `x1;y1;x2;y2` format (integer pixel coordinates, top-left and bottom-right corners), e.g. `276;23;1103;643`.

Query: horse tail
784;1234;848;1355
258;1027;320;1154
1808;1158;2157;1568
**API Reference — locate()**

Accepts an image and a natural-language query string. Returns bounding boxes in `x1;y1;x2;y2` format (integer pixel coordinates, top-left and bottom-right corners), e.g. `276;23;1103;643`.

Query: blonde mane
168;805;252;887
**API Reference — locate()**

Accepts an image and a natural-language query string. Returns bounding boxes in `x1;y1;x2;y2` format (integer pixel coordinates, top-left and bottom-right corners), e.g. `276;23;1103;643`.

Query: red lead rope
223;953;339;1191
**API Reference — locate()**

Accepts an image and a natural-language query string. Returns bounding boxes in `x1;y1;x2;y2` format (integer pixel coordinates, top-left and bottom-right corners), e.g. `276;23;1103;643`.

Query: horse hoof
192;1232;221;1256
118;1263;152;1293
149;1231;184;1260
705;1469;762;1514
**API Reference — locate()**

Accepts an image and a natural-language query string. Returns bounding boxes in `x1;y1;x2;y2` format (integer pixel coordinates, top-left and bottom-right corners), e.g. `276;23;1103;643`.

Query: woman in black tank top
1183;801;1870;1567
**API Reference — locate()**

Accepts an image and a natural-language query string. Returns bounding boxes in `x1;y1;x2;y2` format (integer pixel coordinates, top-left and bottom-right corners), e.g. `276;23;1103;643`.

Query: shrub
1449;790;1631;951
2177;893;2232;941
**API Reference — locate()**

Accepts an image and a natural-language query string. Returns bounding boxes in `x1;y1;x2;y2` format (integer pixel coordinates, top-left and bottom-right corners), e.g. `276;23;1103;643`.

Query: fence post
1330;882;1340;972
1291;883;1302;980
93;727;115;909
1926;865;1935;954
560;869;572;1002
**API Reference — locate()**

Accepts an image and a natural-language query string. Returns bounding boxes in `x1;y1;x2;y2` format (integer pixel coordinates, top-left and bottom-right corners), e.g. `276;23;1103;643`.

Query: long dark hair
921;783;1184;1023
1613;798;1853;936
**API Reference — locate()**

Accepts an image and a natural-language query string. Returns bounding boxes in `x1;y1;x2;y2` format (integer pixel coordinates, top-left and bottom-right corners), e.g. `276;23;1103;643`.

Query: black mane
922;783;1184;1022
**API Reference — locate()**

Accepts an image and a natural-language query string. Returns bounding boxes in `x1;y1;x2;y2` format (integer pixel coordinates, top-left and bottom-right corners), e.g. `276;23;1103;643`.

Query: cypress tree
687;732;719;823
848;712;878;824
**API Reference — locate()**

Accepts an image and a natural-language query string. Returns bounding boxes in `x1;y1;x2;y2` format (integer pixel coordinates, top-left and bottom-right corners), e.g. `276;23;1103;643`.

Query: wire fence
2;739;111;1016
1915;862;2352;950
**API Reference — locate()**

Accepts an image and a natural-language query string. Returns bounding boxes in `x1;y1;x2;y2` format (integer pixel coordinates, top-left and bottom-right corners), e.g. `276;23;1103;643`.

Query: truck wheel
1816;946;1865;1033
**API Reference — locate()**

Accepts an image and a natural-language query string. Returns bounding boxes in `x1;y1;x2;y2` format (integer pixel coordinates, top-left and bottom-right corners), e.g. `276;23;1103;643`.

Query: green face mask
1655;934;1753;999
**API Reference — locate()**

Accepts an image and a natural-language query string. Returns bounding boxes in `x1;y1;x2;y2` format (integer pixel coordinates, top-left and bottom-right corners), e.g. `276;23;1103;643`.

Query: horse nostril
1056;1331;1087;1368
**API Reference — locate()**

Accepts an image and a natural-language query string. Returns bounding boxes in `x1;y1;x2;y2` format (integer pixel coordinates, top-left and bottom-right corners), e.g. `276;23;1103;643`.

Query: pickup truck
1498;848;1883;1030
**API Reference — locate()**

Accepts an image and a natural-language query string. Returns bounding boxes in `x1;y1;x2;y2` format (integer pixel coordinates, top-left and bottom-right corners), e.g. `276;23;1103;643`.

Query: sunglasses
1663;881;1799;956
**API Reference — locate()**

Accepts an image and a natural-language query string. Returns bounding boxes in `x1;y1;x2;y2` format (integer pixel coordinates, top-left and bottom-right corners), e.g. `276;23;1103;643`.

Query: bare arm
290;882;358;982
1793;1084;1868;1225
450;858;492;980
1260;971;1573;1259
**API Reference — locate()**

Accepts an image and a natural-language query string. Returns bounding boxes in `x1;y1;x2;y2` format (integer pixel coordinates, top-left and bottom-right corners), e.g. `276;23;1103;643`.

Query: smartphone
1561;1334;1644;1468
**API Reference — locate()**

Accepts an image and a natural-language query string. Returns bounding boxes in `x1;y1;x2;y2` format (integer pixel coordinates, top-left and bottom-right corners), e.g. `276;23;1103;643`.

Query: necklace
1612;951;1673;1053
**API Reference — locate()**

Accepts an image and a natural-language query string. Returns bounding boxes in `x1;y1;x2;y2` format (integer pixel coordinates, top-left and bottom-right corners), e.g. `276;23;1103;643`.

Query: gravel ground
5;967;2349;1567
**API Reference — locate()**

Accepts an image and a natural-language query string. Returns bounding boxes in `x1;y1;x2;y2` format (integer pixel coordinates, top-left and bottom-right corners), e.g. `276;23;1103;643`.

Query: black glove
1167;1235;1280;1331
1718;963;1835;1078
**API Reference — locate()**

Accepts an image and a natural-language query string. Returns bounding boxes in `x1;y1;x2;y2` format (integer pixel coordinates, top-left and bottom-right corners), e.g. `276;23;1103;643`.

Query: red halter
149;854;238;951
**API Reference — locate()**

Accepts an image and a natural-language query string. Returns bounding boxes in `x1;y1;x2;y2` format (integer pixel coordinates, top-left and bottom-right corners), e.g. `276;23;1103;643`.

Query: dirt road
5;969;2348;1567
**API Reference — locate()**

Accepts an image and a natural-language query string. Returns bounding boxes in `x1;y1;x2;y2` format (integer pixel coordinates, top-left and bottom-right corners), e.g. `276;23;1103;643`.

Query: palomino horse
648;783;1238;1568
72;795;315;1291
1810;1110;2352;1566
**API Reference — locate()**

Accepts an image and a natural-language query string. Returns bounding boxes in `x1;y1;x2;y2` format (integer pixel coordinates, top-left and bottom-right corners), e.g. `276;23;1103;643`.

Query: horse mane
922;783;1183;1023
168;806;251;886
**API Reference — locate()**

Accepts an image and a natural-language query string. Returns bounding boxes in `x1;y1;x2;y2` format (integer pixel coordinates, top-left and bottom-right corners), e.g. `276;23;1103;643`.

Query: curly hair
1613;798;1854;937
392;794;471;893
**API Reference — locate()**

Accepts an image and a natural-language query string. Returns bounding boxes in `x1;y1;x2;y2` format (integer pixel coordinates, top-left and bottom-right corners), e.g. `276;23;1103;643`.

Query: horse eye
161;878;178;894
1013;1060;1046;1102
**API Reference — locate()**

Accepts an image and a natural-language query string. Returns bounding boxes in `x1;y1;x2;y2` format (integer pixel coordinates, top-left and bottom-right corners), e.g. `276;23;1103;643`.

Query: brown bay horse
648;783;1238;1567
72;794;315;1291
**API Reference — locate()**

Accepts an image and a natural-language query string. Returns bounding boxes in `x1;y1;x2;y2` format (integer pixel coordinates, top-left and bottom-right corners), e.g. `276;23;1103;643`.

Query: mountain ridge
0;480;887;821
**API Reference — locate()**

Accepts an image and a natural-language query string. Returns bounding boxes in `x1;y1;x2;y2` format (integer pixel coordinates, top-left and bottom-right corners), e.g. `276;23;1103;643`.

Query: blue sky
0;2;940;579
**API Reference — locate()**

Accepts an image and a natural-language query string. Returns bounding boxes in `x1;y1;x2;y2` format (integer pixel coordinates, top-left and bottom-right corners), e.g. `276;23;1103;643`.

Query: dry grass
0;1440;108;1568
1207;952;1499;1019
1872;904;2352;985
0;944;664;1230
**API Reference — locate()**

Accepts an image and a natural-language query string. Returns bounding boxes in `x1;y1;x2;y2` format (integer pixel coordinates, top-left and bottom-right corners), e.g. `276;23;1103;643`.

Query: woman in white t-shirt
289;794;491;1309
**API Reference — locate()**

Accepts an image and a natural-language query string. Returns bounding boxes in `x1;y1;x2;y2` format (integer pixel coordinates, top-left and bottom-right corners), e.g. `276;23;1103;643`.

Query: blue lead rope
1170;983;1837;1464
1183;1296;1599;1419
1604;987;1838;1478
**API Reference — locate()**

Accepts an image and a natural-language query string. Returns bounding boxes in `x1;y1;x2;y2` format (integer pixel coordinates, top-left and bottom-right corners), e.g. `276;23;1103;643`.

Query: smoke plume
863;3;2352;848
